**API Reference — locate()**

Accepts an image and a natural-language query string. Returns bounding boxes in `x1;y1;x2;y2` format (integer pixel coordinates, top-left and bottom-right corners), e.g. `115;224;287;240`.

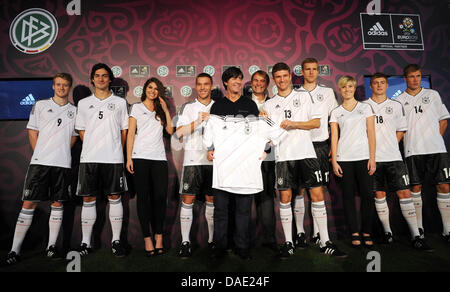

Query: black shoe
234;248;251;260
45;245;62;260
78;243;92;257
6;251;20;265
111;240;126;258
294;233;308;249
311;233;321;246
208;242;216;251
381;232;394;244
412;236;434;252
320;241;348;258
418;228;425;239
279;242;295;259
179;241;192;259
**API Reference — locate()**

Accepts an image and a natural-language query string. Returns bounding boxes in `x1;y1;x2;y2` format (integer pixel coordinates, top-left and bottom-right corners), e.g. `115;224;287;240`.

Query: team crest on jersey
277;177;284;185
385;107;393;114
293;99;300;108
183;183;189;191
244;125;252;135
108;103;115;111
24;189;30;197
422;96;430;104
67;110;75;119
316;94;324;102
358;110;364;115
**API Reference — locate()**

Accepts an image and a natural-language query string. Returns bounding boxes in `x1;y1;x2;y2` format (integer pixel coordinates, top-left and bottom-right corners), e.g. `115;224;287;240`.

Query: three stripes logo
368;22;389;36
20;93;36;105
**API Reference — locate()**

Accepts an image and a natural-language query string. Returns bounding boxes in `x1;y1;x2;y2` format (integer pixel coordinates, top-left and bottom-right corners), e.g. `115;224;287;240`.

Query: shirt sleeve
26;103;39;131
75;102;85;131
435;91;450;121
329;108;338;123
120;101;129;130
328;89;339;116
365;103;375;118
176;104;191;127
203;117;214;150
396;103;408;131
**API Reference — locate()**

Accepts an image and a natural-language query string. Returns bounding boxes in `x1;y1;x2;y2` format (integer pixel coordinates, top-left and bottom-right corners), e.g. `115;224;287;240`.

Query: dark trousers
213;188;254;251
339;160;375;235
254;160;276;245
133;159;168;238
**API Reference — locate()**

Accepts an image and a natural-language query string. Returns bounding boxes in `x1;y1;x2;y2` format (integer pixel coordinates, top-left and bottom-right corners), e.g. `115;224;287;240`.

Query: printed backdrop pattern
0;0;449;250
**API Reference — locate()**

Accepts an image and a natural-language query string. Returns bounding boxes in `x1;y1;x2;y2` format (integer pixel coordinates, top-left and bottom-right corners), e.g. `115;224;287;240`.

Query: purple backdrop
0;0;449;250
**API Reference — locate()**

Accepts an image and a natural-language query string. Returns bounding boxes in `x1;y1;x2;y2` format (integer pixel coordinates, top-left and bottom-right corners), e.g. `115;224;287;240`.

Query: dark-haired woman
126;78;173;256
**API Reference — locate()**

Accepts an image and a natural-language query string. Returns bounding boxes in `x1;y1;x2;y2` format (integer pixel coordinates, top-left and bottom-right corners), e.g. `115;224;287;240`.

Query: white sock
11;208;35;254
81;201;96;247
280;202;293;244
313;214;319;238
205;202;214;243
411;192;423;230
311;201;330;247
399;198;420;239
293;195;305;234
437;193;450;235
375;197;392;234
109;197;123;243
47;206;63;248
180;202;193;243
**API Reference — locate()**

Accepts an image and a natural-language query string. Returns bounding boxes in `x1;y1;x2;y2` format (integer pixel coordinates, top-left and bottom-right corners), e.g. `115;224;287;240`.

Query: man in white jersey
6;73;78;265
293;58;339;248
396;64;450;243
75;63;129;257
262;63;346;258
176;73;215;258
365;72;432;251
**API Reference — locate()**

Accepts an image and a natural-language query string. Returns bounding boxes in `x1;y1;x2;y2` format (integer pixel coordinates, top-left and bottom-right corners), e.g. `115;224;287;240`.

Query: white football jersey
396;88;450;157
27;98;77;168
176;99;214;166
263;89;320;162
75;93;129;163
300;85;339;142
329;102;375;162
203;115;286;194
364;98;407;162
130;102;166;161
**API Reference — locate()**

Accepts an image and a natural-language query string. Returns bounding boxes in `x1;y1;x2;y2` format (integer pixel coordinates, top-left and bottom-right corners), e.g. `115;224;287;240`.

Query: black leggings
133;159;168;238
339;160;375;235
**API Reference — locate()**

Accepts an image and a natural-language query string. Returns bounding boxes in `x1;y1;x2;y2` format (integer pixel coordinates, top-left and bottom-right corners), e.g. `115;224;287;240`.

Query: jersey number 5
99;111;104;119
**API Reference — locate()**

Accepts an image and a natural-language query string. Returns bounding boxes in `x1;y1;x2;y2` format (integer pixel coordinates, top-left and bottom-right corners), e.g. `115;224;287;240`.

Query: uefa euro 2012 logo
398;17;416;35
9;8;58;54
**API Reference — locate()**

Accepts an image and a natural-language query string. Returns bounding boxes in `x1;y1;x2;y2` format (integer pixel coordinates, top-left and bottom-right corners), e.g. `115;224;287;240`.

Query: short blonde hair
338;75;356;89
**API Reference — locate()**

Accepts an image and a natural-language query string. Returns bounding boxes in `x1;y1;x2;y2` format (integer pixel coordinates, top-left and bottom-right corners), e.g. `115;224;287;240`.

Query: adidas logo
392;90;403;98
368;22;389;36
275;105;281;109
47;109;53;113
20;94;36;105
89;105;95;109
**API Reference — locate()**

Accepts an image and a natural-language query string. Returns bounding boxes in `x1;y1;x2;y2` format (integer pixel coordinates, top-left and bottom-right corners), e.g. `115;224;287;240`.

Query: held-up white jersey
263;88;320;162
177;99;214;166
396;88;450;157
27;98;77;168
76;93;128;163
203;115;286;194
130;103;166;161
329;102;375;162
364;98;407;162
300;85;339;142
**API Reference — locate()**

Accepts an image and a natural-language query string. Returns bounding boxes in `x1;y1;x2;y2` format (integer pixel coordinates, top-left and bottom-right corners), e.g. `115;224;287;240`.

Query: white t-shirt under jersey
130;102;166;161
364;98;407;162
301;85;339;142
396;88;450;157
75;93;129;163
203;115;286;194
176;98;214;166
263;88;320;162
27;98;77;168
329;102;375;162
